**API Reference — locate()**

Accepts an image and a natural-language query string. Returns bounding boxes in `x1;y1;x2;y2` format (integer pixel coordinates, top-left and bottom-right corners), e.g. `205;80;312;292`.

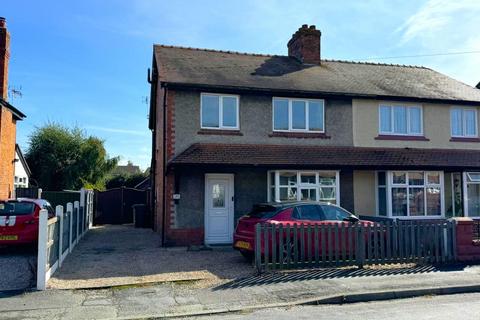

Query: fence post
67;202;73;253
74;201;80;243
56;205;64;267
357;226;365;268
36;209;48;290
37;188;43;199
80;188;86;233
255;223;262;273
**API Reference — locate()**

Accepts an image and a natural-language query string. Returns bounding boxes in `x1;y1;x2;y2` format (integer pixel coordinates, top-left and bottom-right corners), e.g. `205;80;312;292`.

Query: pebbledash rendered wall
165;167;355;246
173;90;354;156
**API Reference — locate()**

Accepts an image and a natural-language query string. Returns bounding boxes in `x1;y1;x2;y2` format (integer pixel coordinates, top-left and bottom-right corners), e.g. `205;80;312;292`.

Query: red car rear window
248;204;279;219
0;201;35;216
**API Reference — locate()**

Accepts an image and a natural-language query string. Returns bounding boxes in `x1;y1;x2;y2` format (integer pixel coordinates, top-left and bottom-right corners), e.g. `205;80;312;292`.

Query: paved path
49;225;252;289
198;293;480;319
2;264;480;319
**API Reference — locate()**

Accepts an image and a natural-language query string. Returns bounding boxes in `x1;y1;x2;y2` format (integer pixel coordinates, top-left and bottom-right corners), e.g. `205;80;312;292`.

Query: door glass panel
392;188;407;216
212;183;225;208
468;184;480;217
426;187;441;216
409;187;425;216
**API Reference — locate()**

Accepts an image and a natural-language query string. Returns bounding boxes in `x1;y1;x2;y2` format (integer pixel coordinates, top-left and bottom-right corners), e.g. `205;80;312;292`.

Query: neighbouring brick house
0;18;26;199
149;24;480;246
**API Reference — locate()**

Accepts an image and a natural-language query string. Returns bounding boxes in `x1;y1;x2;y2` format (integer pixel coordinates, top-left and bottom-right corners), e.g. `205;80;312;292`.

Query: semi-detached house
148;24;480;246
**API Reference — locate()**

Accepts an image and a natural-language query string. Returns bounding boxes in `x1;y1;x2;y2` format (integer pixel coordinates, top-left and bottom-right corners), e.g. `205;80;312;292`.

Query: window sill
197;129;243;136
269;132;331;139
449;137;480;143
375;135;429;141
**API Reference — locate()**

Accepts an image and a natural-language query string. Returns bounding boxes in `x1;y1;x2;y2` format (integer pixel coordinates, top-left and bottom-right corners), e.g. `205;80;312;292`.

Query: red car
233;201;374;260
0;198;55;245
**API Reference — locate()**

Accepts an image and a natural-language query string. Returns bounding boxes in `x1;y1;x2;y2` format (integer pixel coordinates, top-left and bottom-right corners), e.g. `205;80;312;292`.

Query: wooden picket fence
255;220;457;273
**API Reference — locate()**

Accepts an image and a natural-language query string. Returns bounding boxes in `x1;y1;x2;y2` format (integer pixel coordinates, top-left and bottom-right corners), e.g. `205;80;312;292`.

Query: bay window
379;104;423;135
201;93;239;129
376;171;443;217
273;98;324;132
451;107;477;137
268;170;339;204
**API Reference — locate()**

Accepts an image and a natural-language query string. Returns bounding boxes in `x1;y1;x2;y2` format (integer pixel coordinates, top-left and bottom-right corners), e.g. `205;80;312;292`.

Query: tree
105;172;147;189
25;124;119;191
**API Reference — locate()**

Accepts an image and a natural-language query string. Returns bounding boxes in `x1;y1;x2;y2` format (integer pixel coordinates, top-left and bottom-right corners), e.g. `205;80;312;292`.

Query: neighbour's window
268;171;338;204
390;171;442;217
273;98;324;132
201;93;239;129
379;105;422;135
451;108;477;137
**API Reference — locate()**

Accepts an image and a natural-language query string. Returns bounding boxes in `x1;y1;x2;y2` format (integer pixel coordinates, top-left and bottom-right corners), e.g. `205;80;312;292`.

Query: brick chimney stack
287;24;321;65
0;17;10;100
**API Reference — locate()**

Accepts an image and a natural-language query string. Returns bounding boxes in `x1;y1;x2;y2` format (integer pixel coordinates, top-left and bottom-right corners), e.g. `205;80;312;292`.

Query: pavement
2;263;480;319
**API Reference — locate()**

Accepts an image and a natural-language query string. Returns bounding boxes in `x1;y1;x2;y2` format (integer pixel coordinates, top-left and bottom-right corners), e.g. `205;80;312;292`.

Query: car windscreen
247;205;279;219
0;202;35;216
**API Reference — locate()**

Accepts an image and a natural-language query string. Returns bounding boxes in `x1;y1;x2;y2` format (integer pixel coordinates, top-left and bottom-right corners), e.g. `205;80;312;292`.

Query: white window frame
267;170;340;205
200;93;240;130
383;171;444;219
462;172;480;219
450;107;478;138
378;104;423;136
272;97;325;133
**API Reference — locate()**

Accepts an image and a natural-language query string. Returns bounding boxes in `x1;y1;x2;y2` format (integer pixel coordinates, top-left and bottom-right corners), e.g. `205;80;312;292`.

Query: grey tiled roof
154;45;480;103
170;143;480;169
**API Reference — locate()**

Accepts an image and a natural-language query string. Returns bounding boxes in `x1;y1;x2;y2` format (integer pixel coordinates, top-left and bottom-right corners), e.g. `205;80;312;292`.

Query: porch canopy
169;143;480;170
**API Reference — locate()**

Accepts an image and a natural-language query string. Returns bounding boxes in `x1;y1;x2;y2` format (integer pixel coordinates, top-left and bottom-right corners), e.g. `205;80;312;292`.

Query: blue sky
2;0;479;169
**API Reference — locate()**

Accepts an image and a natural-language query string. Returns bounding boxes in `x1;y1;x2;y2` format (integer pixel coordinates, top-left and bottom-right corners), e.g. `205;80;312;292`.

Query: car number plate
236;241;250;249
0;235;18;240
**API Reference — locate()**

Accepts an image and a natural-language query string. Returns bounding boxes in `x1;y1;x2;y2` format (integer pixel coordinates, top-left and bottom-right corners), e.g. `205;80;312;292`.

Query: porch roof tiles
169;143;480;170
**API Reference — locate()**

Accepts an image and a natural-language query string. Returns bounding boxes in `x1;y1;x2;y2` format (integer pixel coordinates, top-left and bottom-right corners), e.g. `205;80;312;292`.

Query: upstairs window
201;93;239;129
451;107;477;137
379;105;422;135
273;98;324;132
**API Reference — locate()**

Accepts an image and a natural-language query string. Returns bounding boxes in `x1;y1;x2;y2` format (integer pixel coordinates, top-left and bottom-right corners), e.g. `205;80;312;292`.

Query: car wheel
239;249;254;262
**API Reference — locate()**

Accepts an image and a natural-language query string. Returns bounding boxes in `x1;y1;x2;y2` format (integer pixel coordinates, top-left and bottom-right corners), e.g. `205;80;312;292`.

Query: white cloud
85;125;149;136
396;0;480;86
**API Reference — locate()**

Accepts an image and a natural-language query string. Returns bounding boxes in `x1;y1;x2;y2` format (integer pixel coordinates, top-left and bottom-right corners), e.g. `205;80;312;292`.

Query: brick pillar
452;217;480;262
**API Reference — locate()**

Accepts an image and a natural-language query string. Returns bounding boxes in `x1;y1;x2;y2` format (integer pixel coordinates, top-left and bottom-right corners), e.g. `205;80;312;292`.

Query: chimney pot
287;24;321;65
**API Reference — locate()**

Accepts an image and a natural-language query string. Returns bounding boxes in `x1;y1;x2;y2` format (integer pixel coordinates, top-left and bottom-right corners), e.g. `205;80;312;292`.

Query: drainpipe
162;87;168;246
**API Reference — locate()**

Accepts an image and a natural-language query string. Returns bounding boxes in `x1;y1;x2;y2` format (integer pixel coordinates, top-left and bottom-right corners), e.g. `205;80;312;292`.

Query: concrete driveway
0;245;36;291
48;225;254;289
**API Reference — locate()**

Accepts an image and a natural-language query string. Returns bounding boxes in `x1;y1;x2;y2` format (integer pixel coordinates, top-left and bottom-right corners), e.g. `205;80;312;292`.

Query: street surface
197;293;480;320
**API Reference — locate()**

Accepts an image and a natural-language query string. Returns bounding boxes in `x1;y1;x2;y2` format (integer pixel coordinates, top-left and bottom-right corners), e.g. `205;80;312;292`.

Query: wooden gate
94;187;147;225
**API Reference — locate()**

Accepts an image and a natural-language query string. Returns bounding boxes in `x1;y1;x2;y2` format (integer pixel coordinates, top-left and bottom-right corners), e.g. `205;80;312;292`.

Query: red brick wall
0;19;9;100
454;218;480;262
0;108;16;199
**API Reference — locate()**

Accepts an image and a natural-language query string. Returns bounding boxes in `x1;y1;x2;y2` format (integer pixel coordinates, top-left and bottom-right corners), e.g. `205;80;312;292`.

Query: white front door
205;174;234;244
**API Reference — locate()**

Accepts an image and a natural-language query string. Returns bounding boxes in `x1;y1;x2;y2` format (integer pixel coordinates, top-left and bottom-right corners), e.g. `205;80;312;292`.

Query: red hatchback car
233;201;373;260
0;198;55;245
